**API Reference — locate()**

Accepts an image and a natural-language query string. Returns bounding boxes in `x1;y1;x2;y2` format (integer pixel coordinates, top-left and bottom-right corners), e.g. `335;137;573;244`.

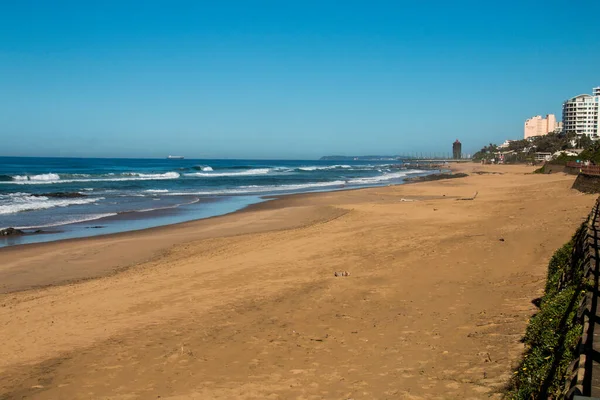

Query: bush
506;226;587;399
549;154;580;166
579;142;600;165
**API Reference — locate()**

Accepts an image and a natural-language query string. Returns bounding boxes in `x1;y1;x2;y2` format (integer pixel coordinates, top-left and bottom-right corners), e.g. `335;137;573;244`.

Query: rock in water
33;192;86;198
0;228;25;236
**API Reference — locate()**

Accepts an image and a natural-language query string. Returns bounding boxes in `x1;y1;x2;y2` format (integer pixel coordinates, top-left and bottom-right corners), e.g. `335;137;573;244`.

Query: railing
564;162;600;177
581;167;600;177
564;198;600;399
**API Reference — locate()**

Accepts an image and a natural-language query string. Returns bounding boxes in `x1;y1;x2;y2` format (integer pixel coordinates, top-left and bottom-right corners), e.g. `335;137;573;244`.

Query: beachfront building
524;114;559;139
498;140;512;149
534;152;552;162
452;140;462;159
562;87;600;139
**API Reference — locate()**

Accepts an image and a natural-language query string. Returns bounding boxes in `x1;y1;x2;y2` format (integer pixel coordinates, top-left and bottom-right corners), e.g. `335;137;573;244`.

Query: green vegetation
472;132;594;164
578;141;600;165
506;224;588;399
550;153;579;166
472;143;498;161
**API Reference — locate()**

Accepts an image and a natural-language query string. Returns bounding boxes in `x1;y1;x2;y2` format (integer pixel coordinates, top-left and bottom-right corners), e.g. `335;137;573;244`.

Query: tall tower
453;140;462;160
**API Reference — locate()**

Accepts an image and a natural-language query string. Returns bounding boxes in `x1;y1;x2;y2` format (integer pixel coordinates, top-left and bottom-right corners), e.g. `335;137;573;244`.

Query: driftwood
457;191;478;201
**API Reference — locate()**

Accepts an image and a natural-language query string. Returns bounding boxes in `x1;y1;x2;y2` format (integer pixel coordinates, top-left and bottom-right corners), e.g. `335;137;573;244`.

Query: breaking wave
192;166;214;171
297;165;353;171
1;172;181;185
144;189;170;193
0;193;103;215
184;168;272;177
13;173;61;182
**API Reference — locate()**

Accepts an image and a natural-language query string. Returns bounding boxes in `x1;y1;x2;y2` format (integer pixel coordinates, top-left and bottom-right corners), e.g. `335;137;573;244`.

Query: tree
508;139;529;152
472;143;498;161
578;141;600;164
577;135;593;150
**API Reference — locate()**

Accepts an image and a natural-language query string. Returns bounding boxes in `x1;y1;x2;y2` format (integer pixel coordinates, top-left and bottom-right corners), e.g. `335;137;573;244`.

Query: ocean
0;157;435;247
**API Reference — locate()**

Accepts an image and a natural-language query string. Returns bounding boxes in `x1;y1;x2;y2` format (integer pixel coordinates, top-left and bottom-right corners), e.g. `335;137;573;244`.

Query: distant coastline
320;155;400;161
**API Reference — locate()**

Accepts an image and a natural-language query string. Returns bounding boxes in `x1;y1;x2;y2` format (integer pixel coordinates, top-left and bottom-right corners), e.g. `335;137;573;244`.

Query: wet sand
0;163;595;399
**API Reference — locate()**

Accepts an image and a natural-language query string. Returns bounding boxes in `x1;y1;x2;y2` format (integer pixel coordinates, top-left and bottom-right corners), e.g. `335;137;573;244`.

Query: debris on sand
334;271;350;277
457;191;478;201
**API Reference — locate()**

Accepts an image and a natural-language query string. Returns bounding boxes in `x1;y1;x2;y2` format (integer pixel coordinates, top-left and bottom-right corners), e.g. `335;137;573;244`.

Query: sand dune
0;163;595;399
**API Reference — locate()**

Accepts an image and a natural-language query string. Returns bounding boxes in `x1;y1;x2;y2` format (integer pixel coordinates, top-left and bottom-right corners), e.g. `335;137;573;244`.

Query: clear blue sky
1;1;599;159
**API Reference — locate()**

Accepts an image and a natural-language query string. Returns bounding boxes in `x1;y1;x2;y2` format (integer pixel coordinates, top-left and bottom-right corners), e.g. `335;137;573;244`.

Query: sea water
0;157;434;247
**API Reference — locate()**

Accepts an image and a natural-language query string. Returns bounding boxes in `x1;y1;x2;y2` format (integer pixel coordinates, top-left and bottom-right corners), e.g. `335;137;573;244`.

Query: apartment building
524;114;559;139
562;87;600;138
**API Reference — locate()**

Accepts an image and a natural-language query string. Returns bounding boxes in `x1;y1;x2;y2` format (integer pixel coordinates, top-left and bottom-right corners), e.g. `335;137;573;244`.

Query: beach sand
0;163;595;399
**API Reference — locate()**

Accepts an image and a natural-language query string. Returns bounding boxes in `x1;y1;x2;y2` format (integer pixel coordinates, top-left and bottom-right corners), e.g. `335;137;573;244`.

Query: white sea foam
239;180;347;192
202;166;213;171
0;194;104;215
2;171;181;185
13;173;60;182
12;213;118;230
144;189;170;193
298;165;353;171
124;172;181;179
346;170;426;185
184;168;271;177
133;198;200;213
165;180;347;196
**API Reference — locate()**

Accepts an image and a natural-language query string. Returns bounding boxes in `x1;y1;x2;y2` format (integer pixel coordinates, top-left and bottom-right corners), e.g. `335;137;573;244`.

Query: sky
1;0;599;159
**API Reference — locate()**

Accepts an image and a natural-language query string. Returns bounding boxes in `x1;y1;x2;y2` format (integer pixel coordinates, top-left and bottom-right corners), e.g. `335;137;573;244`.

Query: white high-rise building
562;87;600;138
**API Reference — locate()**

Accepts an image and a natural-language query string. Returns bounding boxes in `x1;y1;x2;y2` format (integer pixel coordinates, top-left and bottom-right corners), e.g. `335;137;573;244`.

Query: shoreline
0;176;448;294
0;168;450;250
1;162;593;399
0;167;455;249
0;161;451;248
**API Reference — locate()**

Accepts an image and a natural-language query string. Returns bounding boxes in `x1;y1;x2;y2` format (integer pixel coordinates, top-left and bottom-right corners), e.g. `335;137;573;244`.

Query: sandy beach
0;163;595;399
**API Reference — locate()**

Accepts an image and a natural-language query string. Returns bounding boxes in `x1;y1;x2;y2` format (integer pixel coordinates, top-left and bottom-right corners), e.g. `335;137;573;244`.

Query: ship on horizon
167;155;184;159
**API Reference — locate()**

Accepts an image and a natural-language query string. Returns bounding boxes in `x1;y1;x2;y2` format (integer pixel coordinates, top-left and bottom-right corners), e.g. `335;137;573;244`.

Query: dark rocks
405;173;468;183
0;228;46;236
0;228;25;236
33;192;86;198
